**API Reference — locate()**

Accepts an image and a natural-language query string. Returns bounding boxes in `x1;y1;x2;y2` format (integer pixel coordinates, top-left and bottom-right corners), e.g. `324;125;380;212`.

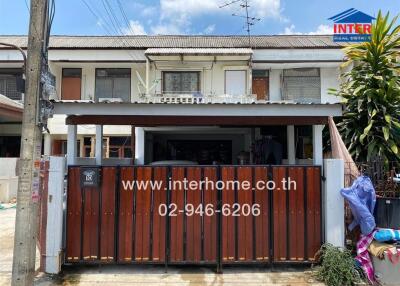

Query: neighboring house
0;94;22;201
0;93;22;157
0;35;344;165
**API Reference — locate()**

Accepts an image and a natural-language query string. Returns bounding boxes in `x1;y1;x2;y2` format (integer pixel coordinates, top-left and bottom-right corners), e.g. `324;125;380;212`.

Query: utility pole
12;0;49;285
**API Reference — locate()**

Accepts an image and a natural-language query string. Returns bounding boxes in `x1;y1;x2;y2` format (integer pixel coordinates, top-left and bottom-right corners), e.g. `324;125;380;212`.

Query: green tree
335;11;400;162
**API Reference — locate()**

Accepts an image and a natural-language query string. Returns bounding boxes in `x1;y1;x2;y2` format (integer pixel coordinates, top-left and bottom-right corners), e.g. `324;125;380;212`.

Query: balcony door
61;68;82;100
252;70;269;100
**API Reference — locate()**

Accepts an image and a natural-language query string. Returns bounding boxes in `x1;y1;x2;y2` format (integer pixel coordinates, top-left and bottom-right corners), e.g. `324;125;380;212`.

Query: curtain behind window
225;70;246;96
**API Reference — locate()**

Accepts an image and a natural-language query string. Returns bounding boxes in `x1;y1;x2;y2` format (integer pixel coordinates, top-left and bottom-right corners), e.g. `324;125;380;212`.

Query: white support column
287;125;295;164
145;57;150;94
95;125;103;165
45;156;65;274
135;127;145;165
323;159;345;247
67;125;77;165
313;125;324;166
79;137;84;158
43;133;52;156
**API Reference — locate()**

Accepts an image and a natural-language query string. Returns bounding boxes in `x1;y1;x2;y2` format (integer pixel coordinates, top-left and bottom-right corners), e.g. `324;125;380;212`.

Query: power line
24;0;30;11
116;0;134;35
81;0;114;35
100;0;124;35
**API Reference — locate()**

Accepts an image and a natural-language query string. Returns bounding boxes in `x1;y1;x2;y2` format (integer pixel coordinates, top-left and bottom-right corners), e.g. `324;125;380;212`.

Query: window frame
282;68;321;103
162;71;201;94
95;68;131;102
0;68;23;100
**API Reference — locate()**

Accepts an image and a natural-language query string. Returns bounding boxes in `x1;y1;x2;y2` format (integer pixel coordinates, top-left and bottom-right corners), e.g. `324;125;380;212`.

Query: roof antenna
219;0;261;47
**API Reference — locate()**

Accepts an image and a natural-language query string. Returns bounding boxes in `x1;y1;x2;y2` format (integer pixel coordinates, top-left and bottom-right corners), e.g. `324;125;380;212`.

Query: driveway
1;208;324;286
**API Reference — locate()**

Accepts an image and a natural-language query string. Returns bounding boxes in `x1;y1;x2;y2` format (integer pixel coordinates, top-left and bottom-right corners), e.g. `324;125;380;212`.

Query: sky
0;0;399;36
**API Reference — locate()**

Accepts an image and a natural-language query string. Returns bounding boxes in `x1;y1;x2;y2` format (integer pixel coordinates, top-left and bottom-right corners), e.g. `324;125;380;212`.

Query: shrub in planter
314;243;363;286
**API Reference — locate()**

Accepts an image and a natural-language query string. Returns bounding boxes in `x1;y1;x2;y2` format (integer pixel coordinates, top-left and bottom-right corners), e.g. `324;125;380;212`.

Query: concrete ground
1;208;325;286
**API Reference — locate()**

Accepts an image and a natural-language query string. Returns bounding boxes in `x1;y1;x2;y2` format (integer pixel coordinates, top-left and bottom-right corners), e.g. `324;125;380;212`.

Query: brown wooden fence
65;165;322;270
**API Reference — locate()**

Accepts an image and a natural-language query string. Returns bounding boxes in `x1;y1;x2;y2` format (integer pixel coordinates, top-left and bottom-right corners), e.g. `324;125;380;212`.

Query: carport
45;101;344;272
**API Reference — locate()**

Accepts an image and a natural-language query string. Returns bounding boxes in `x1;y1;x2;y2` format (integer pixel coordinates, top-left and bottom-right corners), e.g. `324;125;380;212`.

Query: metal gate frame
65;165;323;272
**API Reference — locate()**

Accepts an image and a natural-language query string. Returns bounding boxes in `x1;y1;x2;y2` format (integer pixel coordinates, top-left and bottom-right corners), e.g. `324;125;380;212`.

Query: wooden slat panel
203;167;218;262
306;167;321;261
288;167;305;261
118;167;134;262
169;167;185;262
272;166;287;261
66;167;82;262
152;167;167;262
185;167;202;262
236;167;253;261
254;166;269;261
82;186;100;261
221;166;236;262
99;167;116;262
134;167;152;262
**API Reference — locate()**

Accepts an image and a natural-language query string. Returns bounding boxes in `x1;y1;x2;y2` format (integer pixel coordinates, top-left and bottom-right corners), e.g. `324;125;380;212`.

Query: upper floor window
95;68;131;102
225;70;246;96
163;71;200;94
0;69;23;101
61;68;81;100
282;68;321;103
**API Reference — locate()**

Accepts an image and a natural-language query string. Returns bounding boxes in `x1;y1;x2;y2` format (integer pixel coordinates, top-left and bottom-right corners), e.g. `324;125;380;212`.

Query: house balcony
135;92;257;104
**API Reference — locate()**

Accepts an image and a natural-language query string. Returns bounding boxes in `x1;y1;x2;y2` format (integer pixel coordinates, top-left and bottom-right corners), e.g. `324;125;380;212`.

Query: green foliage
314;244;362;286
334;11;400;162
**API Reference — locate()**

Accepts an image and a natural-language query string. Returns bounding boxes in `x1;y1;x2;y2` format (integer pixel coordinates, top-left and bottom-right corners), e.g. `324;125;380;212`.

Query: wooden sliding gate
66;165;322;269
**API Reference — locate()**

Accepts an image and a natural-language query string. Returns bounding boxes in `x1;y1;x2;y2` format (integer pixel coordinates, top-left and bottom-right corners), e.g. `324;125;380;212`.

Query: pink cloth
356;230;377;283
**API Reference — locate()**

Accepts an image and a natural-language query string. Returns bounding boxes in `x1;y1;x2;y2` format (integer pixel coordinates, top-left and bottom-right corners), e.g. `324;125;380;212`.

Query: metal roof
0;35;348;49
145;48;253;55
0;94;23;110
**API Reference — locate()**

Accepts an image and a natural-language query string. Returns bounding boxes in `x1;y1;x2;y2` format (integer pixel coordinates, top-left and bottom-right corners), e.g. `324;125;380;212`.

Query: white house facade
0;35;346;270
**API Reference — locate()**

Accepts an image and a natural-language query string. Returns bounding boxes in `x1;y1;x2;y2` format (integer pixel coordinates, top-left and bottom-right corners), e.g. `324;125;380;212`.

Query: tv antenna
219;0;261;47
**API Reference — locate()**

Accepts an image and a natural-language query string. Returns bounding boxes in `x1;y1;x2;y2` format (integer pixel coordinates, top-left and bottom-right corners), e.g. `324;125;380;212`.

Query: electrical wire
79;0;140;62
116;0;134;35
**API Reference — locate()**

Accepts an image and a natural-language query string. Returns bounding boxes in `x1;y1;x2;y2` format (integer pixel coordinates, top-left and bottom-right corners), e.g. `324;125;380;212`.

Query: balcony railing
136;93;257;104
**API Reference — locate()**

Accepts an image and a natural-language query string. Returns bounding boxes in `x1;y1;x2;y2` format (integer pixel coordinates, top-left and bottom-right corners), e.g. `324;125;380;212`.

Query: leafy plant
314;244;362;286
333;11;400;162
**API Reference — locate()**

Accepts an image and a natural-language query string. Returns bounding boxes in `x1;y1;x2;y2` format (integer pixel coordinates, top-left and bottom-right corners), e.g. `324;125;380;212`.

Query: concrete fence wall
0;158;19;202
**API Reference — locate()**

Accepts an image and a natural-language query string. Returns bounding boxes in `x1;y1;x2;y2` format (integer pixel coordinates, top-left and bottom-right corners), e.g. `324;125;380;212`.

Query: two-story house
0;35;343;165
0;35;346;268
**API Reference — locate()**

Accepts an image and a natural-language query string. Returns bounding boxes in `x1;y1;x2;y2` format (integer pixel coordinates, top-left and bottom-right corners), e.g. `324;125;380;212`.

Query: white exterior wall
1;47;343;160
269;69;282;101
323;159;345;247
321;67;341;103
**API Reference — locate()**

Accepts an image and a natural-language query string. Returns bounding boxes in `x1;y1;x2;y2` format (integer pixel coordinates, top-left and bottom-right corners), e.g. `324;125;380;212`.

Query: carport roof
51;101;343;126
